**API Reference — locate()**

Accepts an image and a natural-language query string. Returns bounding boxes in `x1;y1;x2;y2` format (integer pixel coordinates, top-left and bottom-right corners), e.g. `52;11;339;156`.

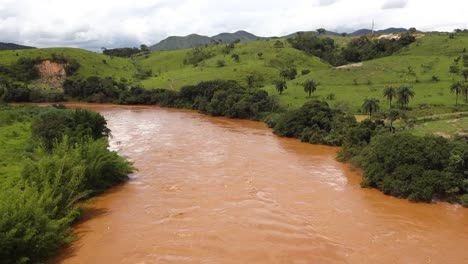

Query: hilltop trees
397;86;415;109
303;80;319;97
362;98;380;119
383;86;397;108
317;28;326;35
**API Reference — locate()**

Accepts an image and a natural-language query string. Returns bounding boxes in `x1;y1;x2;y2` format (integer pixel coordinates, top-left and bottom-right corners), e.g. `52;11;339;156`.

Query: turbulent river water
52;104;468;264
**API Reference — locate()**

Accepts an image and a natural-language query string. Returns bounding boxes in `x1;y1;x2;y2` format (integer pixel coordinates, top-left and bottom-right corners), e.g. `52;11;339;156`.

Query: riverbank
45;104;468;264
0;105;133;263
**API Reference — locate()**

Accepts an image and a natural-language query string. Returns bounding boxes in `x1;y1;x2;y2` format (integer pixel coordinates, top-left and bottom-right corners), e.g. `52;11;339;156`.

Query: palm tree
397;86;415;109
383;86;396;108
303;80;319;97
462;82;468;103
274;80;287;95
362;98;380;119
450;81;463;105
388;110;401;132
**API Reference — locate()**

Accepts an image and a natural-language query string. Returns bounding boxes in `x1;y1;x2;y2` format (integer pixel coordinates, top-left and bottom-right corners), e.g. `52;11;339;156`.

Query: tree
388;110;401;132
279;67;297;80
462;69;468;82
317;28;326;35
341;32;347;37
362;98;380;119
274;40;284;48
383;86;396;108
462;83;468;103
257;52;263;59
303;80;319;97
140;44;149;52
409;27;417;34
274;80;287;95
397;86;415;109
231;54;240;62
450;81;463;105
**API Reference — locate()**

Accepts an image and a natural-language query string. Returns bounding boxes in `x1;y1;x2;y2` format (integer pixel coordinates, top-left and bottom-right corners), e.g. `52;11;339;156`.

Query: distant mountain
150;30;262;51
150;28;410;51
348;28;408;36
0;42;35;50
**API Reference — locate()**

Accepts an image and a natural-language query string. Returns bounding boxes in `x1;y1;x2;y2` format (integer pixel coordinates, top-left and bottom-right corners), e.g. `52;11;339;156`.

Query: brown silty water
52;104;468;264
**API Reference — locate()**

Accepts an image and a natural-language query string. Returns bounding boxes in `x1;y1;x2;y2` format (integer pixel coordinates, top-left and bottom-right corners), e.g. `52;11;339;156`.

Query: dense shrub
0;106;133;263
273;100;356;146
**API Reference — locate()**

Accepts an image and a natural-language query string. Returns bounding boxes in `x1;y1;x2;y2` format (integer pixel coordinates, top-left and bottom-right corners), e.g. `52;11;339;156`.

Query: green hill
138;39;330;89
0;47;138;81
1;32;467;118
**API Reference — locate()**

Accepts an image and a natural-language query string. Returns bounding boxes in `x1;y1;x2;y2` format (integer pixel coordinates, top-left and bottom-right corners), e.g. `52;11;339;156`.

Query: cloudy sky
0;0;467;50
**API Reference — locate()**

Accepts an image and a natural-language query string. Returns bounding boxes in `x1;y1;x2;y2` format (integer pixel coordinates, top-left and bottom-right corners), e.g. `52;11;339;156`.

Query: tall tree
450;81;463;105
362;98;380;119
274;80;287;95
397;86;415;109
462;82;468;103
317;28;326;35
303;80;319;97
383;86;396;108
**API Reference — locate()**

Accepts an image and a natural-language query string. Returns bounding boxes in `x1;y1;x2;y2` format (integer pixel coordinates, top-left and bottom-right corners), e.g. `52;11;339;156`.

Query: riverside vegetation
0;105;133;263
1;30;468;263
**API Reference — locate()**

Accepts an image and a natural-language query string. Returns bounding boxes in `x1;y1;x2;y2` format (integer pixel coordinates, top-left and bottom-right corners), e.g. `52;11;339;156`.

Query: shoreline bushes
0;105;133;263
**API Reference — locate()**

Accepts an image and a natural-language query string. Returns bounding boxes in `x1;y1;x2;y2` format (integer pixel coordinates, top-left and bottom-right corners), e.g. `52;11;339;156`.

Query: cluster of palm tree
362;86;415;119
382;86;415;109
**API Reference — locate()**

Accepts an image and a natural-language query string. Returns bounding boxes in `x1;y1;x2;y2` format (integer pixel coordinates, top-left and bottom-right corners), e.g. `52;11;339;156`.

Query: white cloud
0;0;467;50
382;0;408;9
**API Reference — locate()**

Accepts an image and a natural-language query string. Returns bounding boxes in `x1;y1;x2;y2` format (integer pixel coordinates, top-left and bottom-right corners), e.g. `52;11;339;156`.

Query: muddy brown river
52;104;468;264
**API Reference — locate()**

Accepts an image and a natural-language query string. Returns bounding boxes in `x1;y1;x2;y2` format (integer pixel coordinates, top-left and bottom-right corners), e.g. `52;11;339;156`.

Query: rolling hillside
0;47;138;81
1;31;467;118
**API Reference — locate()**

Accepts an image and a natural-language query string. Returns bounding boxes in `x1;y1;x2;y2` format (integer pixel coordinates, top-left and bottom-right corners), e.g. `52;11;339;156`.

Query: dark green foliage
183;47;214;66
274;80;287;95
0;78;65;103
340;124;468;203
245;72;264;88
176;80;280;119
288;32;343;66
10;58;39;82
289;32;415;66
102;47;141;58
342;34;416;63
273;40;284;48
231;53;240;62
273;100;356;146
279;67;297;80
0;106;133;263
31;108;110;150
64;59;80;75
301;69;311;75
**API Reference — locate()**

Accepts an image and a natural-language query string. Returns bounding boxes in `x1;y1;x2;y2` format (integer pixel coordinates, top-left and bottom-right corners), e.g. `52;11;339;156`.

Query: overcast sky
0;0;467;50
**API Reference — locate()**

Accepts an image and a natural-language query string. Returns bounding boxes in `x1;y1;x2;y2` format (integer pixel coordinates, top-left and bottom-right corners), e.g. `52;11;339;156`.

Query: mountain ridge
150;28;410;51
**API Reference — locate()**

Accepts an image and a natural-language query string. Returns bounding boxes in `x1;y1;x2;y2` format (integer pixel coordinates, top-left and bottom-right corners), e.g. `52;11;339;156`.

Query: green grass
0;48;138;81
411;116;468;137
262;32;468;114
135;39;330;89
